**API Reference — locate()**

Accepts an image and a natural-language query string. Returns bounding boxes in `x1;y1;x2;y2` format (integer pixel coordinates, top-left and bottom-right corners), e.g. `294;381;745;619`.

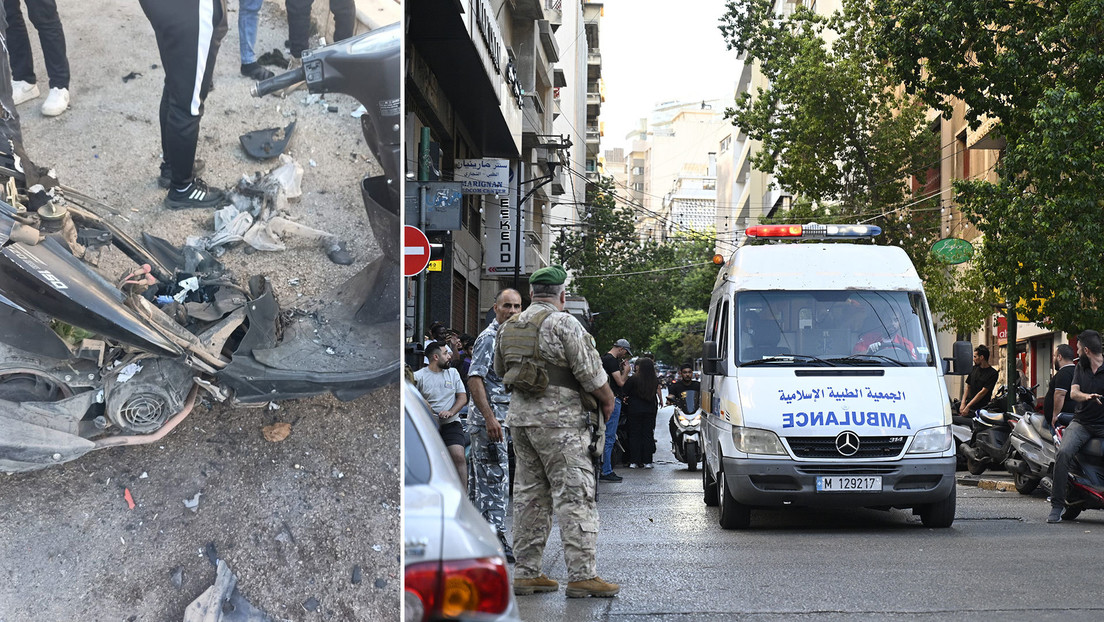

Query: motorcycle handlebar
250;66;306;97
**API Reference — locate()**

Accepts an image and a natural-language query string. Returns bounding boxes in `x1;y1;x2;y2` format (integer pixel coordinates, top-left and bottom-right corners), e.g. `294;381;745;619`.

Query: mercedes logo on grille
835;431;860;456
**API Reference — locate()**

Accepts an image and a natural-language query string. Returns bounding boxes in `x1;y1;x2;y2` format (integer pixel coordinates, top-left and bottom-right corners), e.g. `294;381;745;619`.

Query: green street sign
931;237;974;264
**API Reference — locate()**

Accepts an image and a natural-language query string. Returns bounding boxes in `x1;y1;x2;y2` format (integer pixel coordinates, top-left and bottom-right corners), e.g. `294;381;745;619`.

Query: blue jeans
601;397;622;475
238;0;264;64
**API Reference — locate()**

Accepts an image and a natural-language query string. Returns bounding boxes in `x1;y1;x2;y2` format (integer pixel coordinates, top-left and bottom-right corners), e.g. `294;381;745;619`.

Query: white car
403;382;521;622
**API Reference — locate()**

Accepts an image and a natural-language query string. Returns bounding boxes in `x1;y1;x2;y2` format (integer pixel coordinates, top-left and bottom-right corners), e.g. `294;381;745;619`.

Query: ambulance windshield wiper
826;355;906;367
741;354;836;367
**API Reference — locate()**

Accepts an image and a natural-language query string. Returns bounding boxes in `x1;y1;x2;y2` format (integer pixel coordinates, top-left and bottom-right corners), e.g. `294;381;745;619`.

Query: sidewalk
957;471;1020;492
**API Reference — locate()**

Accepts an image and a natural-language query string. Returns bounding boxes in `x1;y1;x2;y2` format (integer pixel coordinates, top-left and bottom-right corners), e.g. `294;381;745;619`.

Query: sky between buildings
600;0;742;152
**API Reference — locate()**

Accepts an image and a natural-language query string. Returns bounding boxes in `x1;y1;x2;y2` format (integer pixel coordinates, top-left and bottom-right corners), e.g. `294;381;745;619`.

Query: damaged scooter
0;24;401;473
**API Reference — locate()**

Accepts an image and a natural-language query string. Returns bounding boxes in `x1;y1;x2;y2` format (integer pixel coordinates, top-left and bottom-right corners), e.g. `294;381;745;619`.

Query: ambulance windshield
736;290;934;367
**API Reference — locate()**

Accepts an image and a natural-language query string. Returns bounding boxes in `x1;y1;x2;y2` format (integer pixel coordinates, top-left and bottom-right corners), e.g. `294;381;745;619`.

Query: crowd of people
0;0;356;209
409;266;709;598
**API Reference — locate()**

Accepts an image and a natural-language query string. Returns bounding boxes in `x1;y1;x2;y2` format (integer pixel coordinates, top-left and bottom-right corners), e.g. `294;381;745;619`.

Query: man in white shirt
414;341;469;486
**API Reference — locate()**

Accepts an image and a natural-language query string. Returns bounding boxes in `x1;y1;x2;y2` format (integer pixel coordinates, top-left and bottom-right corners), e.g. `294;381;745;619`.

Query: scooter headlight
677;412;700;426
907;426;952;454
732;427;787;455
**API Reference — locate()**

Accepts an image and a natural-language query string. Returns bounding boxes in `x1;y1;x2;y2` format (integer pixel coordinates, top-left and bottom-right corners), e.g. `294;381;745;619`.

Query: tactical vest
498;308;598;410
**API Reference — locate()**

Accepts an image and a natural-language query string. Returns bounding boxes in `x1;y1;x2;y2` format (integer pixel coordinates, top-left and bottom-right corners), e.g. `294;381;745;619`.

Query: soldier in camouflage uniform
494;265;620;598
467;288;523;561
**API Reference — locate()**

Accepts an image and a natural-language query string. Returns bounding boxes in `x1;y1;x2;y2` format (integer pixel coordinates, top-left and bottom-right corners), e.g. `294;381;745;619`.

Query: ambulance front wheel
917;482;956;528
718;470;751;529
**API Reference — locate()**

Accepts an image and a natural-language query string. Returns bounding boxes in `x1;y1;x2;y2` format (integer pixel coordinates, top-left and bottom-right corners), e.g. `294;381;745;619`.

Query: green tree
719;0;986;332
872;0;1104;332
555;180;721;350
650;308;709;364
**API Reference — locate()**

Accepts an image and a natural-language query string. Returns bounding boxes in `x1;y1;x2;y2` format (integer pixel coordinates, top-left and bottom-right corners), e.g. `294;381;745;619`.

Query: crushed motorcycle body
0;195;397;473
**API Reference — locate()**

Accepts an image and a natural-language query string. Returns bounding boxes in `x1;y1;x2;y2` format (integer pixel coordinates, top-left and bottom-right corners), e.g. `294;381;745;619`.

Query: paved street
512;409;1104;621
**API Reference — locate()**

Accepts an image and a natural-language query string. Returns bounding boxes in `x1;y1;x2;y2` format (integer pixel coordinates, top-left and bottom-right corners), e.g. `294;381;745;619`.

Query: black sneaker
165;178;227;210
158;159;206;189
241;62;275;81
599;472;623;482
1047;506;1064;523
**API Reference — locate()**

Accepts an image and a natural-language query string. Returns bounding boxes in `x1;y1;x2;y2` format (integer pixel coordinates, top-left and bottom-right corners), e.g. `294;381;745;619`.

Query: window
735;290;935;366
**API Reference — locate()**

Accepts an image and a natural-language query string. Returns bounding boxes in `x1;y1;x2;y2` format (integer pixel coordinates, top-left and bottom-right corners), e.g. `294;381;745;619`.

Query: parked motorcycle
0;25;401;473
1004;410;1075;494
663;389;703;471
957;384;1035;475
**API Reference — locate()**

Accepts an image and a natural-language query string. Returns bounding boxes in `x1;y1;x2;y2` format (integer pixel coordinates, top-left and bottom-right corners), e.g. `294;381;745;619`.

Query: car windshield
736;290;935;367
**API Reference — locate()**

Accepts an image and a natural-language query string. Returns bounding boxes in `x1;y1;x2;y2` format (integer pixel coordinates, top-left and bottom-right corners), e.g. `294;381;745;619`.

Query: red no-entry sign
403;225;431;277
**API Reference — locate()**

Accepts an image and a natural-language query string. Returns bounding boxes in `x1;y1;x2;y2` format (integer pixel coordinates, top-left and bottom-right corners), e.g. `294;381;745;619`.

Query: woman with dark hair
623;358;663;469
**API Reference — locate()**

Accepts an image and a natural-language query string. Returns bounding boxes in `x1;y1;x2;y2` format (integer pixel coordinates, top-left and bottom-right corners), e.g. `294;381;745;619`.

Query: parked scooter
0;25;401;473
663;389;703;471
1032;427;1104;521
1004;411;1075;494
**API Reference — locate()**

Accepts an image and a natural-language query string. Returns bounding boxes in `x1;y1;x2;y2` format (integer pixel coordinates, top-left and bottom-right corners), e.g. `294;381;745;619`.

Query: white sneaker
627;463;638;469
643;463;654;469
11;80;39;105
41;87;69;116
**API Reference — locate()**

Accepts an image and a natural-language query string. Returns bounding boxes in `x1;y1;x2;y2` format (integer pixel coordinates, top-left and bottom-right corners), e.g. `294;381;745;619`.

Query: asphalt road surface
512;408;1104;621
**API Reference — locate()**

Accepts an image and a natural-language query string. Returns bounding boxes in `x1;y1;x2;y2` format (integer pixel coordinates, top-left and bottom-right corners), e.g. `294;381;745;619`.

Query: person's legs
284;0;313;58
467;424;512;556
447;443;467;490
601;397;621;475
23;0;68;89
511;427;554;581
237;0;263;65
1050;421;1093;517
534;426;598;583
4;0;37;85
327;0;355;42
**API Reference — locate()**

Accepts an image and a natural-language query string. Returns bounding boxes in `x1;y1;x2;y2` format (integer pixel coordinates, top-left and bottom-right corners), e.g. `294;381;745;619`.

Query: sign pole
417;127;430;344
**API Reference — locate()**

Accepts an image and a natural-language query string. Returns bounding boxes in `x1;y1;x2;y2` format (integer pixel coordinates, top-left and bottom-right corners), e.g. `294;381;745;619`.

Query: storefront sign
455;159;510;195
484;162;524;276
931;237;974;264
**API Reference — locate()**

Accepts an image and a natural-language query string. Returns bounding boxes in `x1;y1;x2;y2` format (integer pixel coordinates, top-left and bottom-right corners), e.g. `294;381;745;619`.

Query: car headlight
732;427;787;455
907;426;952;454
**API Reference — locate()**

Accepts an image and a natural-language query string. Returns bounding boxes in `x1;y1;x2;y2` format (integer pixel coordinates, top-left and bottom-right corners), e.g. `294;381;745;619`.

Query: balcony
586;92;601;117
545;0;562;29
587;51;602;81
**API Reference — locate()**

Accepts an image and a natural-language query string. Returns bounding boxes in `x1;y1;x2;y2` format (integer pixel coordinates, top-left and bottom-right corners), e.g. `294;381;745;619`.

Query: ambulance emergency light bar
744;223;881;239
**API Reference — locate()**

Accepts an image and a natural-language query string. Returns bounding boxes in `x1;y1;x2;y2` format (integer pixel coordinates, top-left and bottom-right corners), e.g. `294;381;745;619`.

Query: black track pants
138;0;227;188
285;0;356;58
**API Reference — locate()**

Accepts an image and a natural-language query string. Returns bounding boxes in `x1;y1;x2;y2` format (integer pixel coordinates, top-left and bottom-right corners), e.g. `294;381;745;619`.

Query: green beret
530;265;567;285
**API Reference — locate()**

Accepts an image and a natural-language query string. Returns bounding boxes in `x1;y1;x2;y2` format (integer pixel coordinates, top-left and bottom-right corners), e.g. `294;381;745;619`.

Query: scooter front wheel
1013;471;1040;495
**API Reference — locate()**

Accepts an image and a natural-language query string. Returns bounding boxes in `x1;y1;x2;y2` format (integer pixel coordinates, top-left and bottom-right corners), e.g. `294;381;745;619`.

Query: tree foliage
649;308;708;365
718;0;986;332
554;180;720;351
872;0;1104;332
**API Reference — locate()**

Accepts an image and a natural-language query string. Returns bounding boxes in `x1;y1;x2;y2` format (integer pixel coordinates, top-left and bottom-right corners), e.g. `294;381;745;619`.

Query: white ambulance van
700;224;970;529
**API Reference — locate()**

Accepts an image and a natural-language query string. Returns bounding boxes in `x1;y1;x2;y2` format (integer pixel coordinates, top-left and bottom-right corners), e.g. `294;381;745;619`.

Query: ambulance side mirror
702;340;720;376
946;341;973;375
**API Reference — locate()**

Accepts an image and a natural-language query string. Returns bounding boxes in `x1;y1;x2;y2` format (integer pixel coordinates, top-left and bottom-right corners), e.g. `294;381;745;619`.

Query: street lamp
513;135;571;292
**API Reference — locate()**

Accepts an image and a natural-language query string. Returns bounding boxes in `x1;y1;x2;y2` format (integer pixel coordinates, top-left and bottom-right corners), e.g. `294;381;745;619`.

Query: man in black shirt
1049;330;1104;523
960;344;999;416
1043;344;1077;426
598;338;631;482
666;364;700;412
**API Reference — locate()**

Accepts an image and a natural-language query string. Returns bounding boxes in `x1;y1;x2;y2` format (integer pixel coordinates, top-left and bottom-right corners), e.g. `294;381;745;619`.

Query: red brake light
405;557;510;621
746;224;802;238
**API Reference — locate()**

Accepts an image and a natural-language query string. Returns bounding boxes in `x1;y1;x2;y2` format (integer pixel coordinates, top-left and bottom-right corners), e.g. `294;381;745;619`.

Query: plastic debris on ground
116;363;143;383
186;155;353;264
182;559;277;622
183;492;202;512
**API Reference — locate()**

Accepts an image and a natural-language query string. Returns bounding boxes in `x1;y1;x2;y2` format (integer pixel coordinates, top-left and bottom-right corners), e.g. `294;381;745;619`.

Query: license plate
816;476;881;492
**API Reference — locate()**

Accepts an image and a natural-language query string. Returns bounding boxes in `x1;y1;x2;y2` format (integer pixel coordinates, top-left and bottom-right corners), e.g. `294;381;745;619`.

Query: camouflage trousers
511;425;598;582
466;423;512;555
